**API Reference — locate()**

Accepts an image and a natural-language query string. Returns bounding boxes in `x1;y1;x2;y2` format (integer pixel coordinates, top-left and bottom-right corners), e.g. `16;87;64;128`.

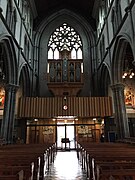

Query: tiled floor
44;150;87;180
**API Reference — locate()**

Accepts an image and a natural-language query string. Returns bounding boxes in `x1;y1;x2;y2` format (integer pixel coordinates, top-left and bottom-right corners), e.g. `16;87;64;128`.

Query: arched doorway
26;116;105;149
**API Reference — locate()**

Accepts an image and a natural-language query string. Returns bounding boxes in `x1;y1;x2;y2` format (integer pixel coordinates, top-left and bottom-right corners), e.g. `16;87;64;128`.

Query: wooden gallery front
18;96;113;149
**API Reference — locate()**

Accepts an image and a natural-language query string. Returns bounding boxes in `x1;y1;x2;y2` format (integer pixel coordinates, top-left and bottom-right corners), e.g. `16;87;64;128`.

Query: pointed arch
34;9;95;48
0;35;17;85
99;63;111;96
33;9;96;96
18;64;31;96
111;35;134;84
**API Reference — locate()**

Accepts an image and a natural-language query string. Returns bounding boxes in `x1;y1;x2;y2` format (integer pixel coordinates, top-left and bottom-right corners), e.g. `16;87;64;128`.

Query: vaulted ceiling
33;0;96;30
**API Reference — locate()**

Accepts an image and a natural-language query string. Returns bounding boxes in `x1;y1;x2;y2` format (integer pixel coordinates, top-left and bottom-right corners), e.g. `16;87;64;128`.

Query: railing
18;97;113;118
47;59;83;83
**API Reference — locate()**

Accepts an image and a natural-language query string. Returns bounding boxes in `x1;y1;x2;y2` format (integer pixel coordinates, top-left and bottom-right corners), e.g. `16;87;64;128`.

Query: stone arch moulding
0;35;17;85
34;9;95;46
99;62;111;96
18;64;31;96
33;8;96;70
33;9;96;96
111;35;133;84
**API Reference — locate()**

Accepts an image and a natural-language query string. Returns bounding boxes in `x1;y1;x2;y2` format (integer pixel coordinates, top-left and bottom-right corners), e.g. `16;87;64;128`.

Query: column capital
110;83;125;91
4;83;19;92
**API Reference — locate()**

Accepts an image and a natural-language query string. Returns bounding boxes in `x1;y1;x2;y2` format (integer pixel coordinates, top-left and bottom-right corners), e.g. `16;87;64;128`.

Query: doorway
26;118;103;144
57;121;75;150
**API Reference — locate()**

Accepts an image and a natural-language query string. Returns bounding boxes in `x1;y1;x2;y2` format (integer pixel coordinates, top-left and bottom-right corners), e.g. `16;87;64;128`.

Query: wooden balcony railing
18;97;113;118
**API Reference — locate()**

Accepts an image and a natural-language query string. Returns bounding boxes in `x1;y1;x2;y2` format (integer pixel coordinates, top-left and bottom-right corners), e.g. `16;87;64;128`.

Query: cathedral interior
0;0;135;179
0;0;135;146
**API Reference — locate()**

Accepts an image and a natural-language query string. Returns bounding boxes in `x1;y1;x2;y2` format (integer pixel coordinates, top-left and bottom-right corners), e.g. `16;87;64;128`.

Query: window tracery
48;23;82;59
47;23;83;84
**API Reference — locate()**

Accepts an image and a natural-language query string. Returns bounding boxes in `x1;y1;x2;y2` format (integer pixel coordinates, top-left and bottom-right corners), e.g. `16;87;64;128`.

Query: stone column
111;83;130;139
0;84;18;143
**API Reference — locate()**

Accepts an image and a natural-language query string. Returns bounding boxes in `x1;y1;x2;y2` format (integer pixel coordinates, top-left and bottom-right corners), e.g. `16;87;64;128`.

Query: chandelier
122;58;135;79
122;68;135;79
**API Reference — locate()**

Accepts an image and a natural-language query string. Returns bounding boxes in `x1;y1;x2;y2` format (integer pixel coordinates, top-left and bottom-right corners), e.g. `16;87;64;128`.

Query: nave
1;141;135;179
44;151;87;180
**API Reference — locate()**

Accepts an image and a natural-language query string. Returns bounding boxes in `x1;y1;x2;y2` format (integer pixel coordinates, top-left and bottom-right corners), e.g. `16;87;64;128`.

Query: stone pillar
111;83;130;139
0;84;18;143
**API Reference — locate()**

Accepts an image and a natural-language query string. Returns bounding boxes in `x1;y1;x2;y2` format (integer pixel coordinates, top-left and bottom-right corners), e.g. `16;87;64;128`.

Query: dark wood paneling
18;97;113;118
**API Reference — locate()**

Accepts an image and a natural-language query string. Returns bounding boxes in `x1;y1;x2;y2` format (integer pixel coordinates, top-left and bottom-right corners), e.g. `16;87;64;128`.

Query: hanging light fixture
122;68;135;79
122;59;135;79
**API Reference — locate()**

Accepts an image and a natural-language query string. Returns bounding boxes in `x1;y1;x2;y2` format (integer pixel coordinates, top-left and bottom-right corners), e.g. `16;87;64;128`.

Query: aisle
44;151;87;180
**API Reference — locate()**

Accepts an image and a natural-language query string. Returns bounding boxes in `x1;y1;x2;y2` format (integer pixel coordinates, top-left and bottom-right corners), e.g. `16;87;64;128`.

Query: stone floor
44;150;87;180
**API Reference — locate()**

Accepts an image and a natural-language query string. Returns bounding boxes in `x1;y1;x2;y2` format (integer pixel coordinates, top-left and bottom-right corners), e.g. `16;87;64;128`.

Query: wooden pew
95;161;135;180
0;175;19;180
77;141;135;179
0;143;56;180
99;169;135;180
0;170;23;180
